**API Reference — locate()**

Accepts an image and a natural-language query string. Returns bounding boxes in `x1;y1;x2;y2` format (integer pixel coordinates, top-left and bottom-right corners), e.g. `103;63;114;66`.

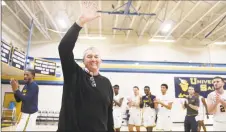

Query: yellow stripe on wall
1;75;63;81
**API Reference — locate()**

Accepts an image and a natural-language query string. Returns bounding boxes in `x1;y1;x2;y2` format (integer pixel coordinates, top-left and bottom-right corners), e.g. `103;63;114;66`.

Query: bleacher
1;108;17;128
36;110;60;125
1;101;17;128
36;110;130;126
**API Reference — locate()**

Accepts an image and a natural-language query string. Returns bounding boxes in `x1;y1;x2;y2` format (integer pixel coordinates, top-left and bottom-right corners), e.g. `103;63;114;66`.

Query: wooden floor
2;124;213;131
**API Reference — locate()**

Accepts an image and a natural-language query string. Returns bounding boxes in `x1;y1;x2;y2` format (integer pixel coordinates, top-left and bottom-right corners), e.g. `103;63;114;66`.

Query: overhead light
79;36;106;40
161;23;171;33
57;19;67;29
213;42;226;45
149;39;175;43
2;1;6;6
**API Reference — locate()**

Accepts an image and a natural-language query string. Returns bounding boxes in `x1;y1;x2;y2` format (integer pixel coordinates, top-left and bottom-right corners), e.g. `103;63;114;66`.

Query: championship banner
174;77;226;98
34;58;56;76
1;41;12;64
11;47;26;70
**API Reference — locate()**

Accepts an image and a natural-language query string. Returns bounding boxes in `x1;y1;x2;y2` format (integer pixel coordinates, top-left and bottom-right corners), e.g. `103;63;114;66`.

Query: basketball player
140;86;157;132
182;86;199;132
113;85;124;132
207;76;226;131
127;86;142;132
155;84;173;131
10;69;39;131
195;90;209;132
57;2;114;131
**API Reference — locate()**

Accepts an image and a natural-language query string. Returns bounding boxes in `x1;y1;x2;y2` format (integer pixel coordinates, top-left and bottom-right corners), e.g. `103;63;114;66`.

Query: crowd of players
112;76;226;132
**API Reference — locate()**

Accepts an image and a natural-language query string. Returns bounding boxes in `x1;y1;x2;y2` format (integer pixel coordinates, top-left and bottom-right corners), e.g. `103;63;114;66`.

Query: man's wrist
13;87;19;92
76;18;84;27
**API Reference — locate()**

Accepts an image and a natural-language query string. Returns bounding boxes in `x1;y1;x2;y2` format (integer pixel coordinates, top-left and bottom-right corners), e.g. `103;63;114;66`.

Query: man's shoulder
164;94;174;102
99;75;111;83
141;95;146;98
118;94;124;98
151;94;156;98
207;91;215;98
192;95;199;99
31;81;39;87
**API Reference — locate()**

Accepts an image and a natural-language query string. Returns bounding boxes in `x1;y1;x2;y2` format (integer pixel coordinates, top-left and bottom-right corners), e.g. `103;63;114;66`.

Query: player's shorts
156;114;172;131
213;121;226;131
196;113;205;121
142;108;156;127
128;108;141;126
113;108;122;129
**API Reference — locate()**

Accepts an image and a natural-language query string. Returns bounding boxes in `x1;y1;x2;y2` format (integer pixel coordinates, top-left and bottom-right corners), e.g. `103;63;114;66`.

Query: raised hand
78;1;100;26
10;78;19;92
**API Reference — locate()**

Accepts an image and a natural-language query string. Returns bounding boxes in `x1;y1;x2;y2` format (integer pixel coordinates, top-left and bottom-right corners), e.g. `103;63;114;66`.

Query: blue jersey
140;95;156;108
14;81;39;114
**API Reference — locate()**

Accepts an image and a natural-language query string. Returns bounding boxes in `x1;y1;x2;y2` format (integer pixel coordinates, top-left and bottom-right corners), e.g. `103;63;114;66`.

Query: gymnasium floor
2;124;213;131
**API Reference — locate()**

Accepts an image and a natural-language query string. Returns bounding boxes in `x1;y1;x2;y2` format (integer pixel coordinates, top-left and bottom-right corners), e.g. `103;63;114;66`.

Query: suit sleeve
107;83;114;132
58;22;83;83
14;85;38;102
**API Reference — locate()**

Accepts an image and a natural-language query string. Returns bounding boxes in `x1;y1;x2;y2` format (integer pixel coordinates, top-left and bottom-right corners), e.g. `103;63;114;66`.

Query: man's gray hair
83;47;101;60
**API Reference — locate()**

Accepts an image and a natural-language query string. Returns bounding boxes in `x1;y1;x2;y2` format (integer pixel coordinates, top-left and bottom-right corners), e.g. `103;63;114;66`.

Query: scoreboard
34;58;56;76
11;48;26;70
1;41;12;64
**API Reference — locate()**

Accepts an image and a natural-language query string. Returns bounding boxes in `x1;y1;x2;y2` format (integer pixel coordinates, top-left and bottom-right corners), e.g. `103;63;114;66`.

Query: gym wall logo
174;77;226;98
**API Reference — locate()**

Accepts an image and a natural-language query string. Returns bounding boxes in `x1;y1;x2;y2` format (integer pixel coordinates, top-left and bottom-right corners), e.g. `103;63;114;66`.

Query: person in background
127;86;141;132
140;86;157;132
155;84;174;131
10;69;39;131
57;2;114;132
113;85;124;132
195;90;209;132
207;76;226;131
182;86;199;132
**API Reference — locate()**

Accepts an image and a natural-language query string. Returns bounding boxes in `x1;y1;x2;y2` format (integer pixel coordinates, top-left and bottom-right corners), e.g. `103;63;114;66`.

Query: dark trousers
184;115;198;132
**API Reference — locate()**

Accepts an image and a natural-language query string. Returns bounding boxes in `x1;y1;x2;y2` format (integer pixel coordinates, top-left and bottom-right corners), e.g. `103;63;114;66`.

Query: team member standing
155;84;174;131
140;86;157;132
10;69;39;131
207;76;226;131
57;3;114;132
182;86;199;132
113;85;124;132
195;91;209;132
127;86;142;132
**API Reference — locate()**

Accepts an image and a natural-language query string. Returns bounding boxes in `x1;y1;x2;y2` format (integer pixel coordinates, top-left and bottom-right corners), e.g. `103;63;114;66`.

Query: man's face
114;87;119;94
213;78;224;90
83;50;101;72
24;71;33;83
133;88;139;95
161;86;167;93
144;88;150;95
188;87;195;95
